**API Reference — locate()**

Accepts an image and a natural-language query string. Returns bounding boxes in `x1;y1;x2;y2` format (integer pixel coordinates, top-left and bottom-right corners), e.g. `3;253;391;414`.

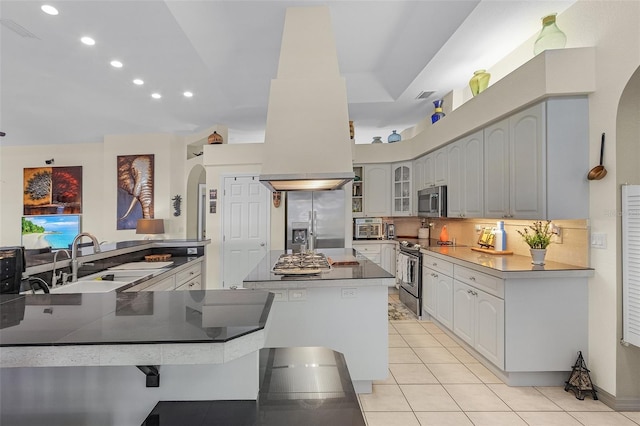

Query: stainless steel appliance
354;218;383;240
397;241;422;318
0;246;25;294
286;191;346;251
272;252;332;275
385;223;396;240
418;186;447;218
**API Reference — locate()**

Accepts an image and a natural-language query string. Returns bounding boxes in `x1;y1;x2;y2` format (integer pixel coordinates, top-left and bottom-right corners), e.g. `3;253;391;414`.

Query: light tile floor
358;291;640;426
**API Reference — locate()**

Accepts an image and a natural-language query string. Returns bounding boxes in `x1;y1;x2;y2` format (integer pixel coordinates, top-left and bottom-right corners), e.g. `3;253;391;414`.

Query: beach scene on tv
21;215;81;251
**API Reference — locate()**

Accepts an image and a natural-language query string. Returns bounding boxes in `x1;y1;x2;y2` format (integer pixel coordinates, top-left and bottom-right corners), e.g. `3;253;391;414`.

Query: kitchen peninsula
0;289;274;425
243;248;394;393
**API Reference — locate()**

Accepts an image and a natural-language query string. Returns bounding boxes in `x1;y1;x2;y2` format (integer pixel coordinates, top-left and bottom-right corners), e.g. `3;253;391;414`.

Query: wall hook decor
172;195;182;217
273;191;282;208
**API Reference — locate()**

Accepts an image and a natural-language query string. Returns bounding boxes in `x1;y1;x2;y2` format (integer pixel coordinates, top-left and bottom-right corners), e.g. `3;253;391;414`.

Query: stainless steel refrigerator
286;191;346;251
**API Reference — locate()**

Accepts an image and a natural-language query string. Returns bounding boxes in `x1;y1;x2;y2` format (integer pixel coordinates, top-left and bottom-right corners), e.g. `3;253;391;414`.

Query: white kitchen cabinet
353;242;381;265
381;243;396;275
354;241;396;276
140;275;176;292
392;162;412;216
446;131;484;218
175;276;201;291
433;147;447;186
453;280;504;369
413;155;425;192
364;164;391;217
422;254;453;329
124;259;204;292
352;164;391;217
484;99;589;219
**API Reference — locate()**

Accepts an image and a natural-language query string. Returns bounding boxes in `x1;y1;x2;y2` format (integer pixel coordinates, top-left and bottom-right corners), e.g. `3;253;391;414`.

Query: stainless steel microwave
417;186;447;218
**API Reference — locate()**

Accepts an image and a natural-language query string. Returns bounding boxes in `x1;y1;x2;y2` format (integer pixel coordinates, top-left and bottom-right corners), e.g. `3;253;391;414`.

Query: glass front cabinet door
392;162;412;216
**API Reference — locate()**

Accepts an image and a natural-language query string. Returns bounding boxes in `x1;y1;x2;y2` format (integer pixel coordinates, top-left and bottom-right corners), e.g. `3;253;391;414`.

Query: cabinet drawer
454;265;504;299
175;263;202;287
423;254;453;276
175;276;201;291
353;243;381;254
141;275;175;292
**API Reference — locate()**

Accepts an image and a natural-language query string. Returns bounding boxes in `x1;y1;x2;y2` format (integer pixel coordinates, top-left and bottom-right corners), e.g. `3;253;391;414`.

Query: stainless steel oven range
396;241;423;319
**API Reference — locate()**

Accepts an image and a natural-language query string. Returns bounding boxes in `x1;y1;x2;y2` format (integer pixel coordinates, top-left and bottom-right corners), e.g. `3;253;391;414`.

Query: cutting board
470;247;513;255
327;255;359;266
110;261;174;270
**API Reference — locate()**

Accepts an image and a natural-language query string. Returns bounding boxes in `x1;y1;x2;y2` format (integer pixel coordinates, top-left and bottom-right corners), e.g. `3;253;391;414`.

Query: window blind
622;184;640;348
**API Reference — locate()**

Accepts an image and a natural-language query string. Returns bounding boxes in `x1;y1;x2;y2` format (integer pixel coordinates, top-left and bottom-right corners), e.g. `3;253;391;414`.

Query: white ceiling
0;0;574;147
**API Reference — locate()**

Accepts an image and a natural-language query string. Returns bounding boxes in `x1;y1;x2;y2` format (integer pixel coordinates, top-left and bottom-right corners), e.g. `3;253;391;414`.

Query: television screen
22;215;81;250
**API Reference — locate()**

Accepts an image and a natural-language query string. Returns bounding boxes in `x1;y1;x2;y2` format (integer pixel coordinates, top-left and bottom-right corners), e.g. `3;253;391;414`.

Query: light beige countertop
421;246;594;279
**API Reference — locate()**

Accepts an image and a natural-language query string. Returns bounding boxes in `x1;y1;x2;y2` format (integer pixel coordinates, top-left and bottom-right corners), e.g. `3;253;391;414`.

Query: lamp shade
136;219;164;235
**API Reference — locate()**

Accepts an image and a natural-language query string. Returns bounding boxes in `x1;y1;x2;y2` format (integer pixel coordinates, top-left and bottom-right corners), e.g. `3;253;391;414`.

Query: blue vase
431;100;445;124
387;130;401;143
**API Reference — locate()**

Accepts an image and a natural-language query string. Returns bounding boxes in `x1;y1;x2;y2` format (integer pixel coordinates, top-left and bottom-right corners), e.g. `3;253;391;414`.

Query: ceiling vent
416;91;435;99
0;19;39;39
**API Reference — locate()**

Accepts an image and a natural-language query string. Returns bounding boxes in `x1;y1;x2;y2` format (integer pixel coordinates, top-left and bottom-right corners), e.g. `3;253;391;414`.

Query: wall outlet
550;224;563;244
187;247;197;254
342;288;357;298
289;289;307;301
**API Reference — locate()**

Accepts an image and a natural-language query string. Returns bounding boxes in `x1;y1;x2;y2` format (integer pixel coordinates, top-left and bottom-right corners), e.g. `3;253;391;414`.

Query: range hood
259;6;354;192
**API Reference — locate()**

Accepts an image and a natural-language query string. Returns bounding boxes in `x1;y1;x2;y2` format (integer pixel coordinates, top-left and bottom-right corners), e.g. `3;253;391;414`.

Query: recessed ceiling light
151;93;161;99
133;79;144;85
110;60;123;68
183;91;193;98
41;5;59;15
80;36;95;46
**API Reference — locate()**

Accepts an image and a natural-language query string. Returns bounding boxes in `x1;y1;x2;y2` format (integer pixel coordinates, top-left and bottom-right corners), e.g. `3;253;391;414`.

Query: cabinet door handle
467;289;473;294
432;273;438;278
469;276;476;281
432;262;438;267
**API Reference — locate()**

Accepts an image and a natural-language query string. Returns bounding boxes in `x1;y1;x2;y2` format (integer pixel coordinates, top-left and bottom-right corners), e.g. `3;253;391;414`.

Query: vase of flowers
517;220;553;265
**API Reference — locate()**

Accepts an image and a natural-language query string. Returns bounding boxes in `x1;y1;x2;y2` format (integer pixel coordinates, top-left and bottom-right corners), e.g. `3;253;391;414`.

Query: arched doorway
186;164;206;239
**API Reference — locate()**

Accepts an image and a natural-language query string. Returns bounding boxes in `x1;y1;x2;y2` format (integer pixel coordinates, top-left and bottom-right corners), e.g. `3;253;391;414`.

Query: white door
222;176;270;288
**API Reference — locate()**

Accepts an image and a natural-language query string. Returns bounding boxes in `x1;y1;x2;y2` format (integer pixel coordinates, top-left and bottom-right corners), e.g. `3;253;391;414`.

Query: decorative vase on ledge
530;248;547;265
469;69;491;96
208;131;223;144
431;100;445;124
533;13;567;55
387;130;401;143
371;136;383;144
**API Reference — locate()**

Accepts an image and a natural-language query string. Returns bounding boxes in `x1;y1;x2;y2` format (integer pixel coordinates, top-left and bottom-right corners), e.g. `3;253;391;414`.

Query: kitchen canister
388;130;401;143
469;69;491;96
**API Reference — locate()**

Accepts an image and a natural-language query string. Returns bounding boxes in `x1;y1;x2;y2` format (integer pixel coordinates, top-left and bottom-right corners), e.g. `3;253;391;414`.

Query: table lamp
136;219;165;240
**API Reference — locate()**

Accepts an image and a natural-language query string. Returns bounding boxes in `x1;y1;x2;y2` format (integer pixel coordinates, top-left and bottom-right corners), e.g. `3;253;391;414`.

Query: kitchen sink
49;270;158;294
50;280;130;294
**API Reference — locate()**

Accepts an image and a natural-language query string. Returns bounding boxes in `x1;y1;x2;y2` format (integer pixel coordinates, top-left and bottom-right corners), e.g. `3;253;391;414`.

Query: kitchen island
0;289;273;425
243;248;395;393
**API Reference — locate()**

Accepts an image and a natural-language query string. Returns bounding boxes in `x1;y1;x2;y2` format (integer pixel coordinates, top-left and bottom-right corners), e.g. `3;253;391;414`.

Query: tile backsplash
385;217;589;267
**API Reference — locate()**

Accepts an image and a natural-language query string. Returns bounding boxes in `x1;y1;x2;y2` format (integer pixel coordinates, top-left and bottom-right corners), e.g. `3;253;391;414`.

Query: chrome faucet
51;249;70;287
70;232;101;282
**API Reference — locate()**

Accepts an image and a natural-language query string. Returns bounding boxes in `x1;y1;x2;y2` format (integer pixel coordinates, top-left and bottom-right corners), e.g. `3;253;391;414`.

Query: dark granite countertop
243;248;393;287
0;290;273;347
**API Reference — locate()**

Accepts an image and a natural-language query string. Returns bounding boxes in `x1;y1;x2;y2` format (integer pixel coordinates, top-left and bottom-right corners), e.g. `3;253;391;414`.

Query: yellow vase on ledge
469;69;491;96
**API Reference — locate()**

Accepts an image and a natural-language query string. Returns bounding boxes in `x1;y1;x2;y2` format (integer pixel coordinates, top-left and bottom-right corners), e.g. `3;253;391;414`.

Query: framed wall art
23;166;82;215
117;154;154;230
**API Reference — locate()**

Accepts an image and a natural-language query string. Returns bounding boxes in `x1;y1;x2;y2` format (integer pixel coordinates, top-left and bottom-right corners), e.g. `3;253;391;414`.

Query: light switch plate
591;233;607;249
